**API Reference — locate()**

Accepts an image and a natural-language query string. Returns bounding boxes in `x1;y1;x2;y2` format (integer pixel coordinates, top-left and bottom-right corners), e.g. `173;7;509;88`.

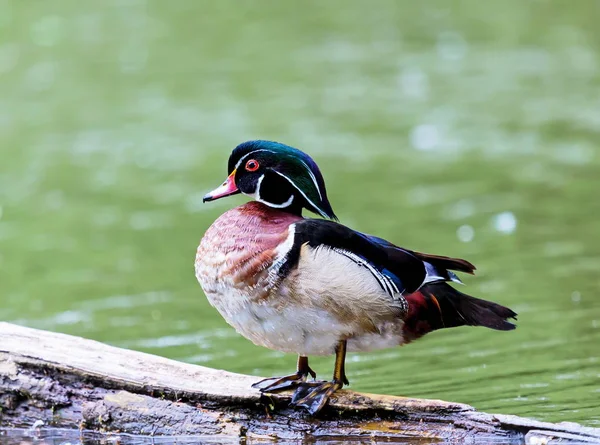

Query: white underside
205;293;405;356
197;243;406;356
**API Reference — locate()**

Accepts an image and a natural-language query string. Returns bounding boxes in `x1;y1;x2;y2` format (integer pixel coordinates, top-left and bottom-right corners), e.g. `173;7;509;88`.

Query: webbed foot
290;340;349;415
252;372;316;392
289;380;344;415
252;356;317;393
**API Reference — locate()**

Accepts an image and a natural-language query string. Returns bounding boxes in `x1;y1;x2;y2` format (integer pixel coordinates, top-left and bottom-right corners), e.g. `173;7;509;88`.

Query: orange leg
290;340;348;415
252;355;318;392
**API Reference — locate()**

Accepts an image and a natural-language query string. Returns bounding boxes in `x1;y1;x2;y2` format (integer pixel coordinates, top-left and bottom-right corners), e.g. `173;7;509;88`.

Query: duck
195;140;517;415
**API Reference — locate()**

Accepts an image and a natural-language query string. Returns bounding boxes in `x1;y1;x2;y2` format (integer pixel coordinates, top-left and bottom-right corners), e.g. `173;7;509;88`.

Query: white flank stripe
331;247;400;298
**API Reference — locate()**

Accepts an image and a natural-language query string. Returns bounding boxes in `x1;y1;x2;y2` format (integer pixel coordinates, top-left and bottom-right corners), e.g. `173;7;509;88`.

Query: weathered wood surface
0;322;599;444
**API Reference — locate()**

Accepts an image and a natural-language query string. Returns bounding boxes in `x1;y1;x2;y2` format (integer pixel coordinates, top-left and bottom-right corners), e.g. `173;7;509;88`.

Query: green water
1;0;599;438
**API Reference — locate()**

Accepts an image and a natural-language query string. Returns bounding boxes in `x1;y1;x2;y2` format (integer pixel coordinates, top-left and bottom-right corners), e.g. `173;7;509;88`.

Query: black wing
275;219;427;296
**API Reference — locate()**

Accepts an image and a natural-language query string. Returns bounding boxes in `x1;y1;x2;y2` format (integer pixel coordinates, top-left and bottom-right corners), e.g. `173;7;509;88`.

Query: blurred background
0;0;599;428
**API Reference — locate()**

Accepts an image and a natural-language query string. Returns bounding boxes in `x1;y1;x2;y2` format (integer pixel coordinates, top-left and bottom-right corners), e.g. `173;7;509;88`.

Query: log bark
0;322;599;444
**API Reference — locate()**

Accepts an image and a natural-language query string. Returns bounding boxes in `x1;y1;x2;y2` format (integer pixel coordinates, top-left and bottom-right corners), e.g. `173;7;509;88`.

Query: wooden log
1;322;599;443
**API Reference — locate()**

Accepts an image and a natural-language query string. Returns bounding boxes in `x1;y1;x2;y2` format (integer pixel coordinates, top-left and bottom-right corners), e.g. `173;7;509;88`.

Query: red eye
245;159;259;172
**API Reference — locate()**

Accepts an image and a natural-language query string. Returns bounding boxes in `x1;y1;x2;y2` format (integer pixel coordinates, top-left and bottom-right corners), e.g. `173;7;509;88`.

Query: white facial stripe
245;173;294;209
272;170;329;218
234;149;277;171
257;194;294;208
253;174;265;200
234;148;329;217
299;159;323;201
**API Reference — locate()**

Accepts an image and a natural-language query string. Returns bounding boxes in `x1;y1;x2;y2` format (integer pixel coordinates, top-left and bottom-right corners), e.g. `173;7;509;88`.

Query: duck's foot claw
290;380;343;415
252;373;312;393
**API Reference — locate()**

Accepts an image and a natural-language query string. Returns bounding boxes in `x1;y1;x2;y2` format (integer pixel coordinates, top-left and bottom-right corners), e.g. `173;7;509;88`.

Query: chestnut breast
195;202;302;310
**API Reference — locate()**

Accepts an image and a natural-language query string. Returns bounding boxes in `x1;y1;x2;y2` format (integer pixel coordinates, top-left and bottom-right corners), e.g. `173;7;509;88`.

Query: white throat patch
248;173;295;209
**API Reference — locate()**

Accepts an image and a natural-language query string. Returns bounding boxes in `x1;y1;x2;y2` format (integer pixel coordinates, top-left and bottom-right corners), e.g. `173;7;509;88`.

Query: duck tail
402;282;517;342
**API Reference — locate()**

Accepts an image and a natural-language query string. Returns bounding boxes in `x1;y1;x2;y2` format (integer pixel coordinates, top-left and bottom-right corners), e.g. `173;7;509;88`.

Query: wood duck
195;140;517;415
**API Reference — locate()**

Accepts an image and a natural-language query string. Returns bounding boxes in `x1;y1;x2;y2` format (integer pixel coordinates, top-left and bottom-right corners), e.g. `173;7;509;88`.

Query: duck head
203;140;337;220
